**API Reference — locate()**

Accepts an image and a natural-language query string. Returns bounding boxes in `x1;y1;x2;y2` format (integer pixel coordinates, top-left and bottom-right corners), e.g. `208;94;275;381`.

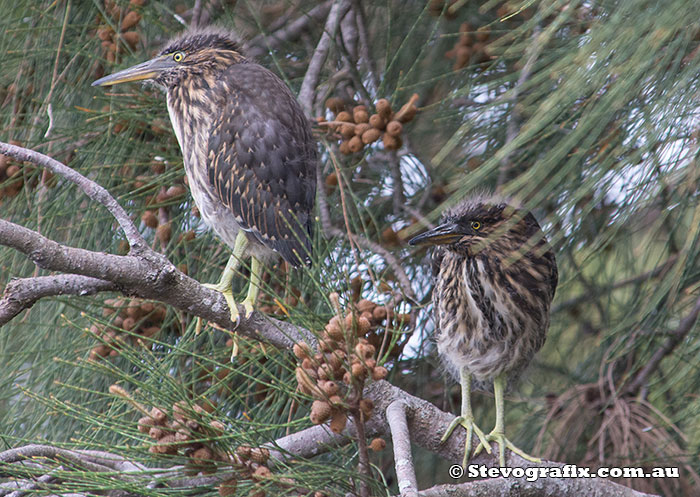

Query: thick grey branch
0;275;115;325
0;142;146;252
0;218;314;349
419;478;657;497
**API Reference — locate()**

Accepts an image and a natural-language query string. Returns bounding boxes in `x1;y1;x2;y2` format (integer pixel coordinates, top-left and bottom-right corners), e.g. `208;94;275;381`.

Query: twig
352;0;379;92
315;159;417;301
624;295;700;396
386;400;418;497
0;275;115;325
0;142;147;252
245;2;333;58
298;0;353;115
496;26;542;190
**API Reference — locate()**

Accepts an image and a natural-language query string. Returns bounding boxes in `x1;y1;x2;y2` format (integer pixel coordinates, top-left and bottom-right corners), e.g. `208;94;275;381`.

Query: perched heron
409;194;557;467
93;28;317;324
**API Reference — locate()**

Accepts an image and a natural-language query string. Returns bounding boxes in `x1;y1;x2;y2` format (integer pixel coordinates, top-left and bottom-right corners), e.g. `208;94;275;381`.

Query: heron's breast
166;93;243;250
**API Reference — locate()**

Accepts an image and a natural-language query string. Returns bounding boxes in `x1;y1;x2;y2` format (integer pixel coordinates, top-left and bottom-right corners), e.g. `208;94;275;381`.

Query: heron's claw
441;415;491;468
473;429;540;467
202;283;240;325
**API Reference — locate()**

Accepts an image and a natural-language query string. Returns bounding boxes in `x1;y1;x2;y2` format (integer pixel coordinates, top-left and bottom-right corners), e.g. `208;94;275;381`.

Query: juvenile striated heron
93;28;317;325
409;193;557;467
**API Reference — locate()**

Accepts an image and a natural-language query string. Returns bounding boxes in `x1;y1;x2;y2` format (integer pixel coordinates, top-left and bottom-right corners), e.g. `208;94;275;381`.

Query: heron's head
92;28;244;89
408;193;542;257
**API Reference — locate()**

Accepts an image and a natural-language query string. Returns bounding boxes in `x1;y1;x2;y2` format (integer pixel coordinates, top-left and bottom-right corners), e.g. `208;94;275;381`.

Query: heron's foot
473;429;540;467
240;295;255;321
441;415;491;467
202;283;240;325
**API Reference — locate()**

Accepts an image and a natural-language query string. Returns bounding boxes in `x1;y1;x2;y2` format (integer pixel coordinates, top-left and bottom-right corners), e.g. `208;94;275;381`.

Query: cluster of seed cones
321;94;418;155
445;22;494;70
94;0;145;68
294;293;396;449
89;298;167;359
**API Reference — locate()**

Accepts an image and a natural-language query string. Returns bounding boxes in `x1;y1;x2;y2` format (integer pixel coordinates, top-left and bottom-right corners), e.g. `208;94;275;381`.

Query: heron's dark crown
155;28;245;89
159;27;243;58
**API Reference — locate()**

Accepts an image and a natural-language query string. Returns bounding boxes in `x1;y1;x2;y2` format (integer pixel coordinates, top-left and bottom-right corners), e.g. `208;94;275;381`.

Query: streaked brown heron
409;194;557;467
93;28;317;325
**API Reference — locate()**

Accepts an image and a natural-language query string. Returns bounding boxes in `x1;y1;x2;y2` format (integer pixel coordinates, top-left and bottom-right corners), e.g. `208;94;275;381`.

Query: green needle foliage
0;0;699;496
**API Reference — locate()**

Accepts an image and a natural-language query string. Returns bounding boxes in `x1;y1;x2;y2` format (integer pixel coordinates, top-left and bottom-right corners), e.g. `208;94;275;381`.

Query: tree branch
0;142;147;252
0;218;315;349
245;2;334;59
387;400;418;497
624;294;700;395
298;0;352;115
0;274;116;325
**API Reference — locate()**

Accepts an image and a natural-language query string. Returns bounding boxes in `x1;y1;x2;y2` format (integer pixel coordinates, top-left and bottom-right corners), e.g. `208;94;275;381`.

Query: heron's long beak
91;55;174;87
408;222;463;246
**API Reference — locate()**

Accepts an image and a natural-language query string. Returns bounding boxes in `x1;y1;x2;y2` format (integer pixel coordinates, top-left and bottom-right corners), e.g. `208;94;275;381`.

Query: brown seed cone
218;478;238;497
324;172;339;189
335;110;352;122
137;416;155;433
368;113;386;130
353;109;369;124
249;447;270;464
150;406;167;424
356;299;375;313
382;133;403;151
362;128;382;145
395;94;419;122
148;426;165;440
325;97;345;113
350;361;367;381
192;446;214;463
156;222;172;244
372;306;388;321
375;98;392;120
292;342;311;360
359;398;374;419
356;316;372;337
325;320;344;341
152;434;178;454
121;31;139;49
329;410;347;434
338;140;351;155
97;27;113;41
340;123;355;139
354;122;371;137
386;120;403;137
120;11;141;31
347;136;363;153
310;400;332;424
252;465;272;481
475;26;491;42
141;210;158;228
320;380;340;397
369;437;386;452
372;366;388;380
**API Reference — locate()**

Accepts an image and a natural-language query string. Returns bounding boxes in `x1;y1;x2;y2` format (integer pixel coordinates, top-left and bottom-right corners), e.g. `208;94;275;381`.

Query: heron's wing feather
206;64;317;266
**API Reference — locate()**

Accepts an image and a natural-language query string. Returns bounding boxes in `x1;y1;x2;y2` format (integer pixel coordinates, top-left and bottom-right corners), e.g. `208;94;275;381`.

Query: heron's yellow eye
471;221;481;230
173;51;185;62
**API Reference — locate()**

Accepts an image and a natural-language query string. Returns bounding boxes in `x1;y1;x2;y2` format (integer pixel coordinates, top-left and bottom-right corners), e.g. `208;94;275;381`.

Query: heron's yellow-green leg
201;231;249;326
441;366;491;468
240;255;262;319
473;373;541;467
